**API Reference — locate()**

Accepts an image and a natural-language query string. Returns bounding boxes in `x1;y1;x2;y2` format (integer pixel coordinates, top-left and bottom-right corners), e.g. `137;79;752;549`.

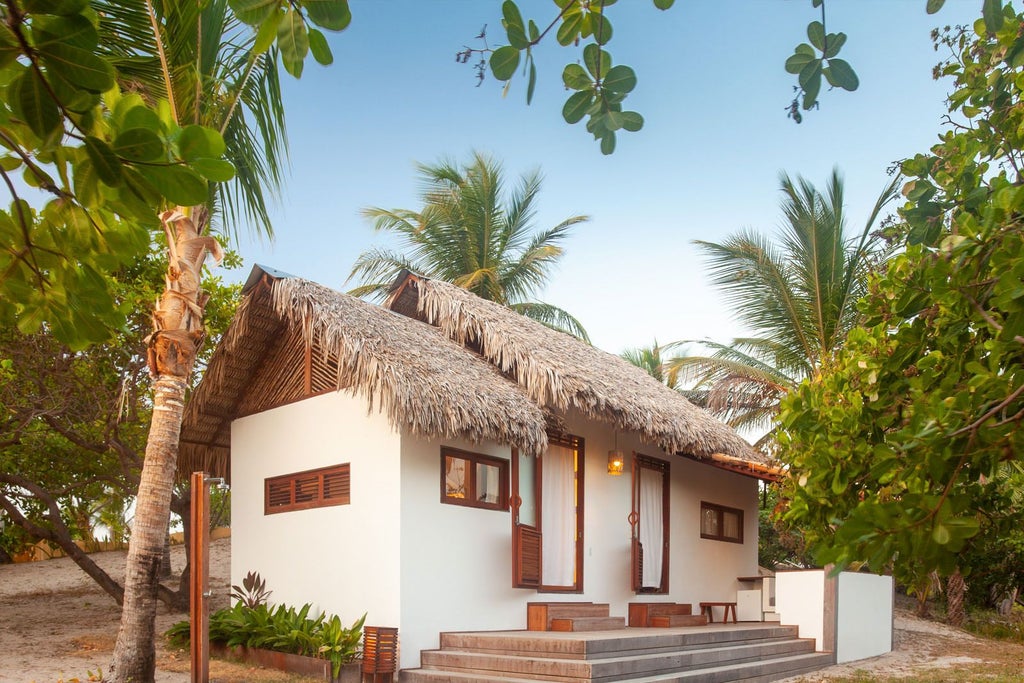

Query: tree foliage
779;7;1024;592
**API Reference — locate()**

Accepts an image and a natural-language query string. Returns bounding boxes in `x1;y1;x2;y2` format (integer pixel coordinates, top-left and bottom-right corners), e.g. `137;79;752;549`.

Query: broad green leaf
603;65;636;94
932;524;951;545
562;90;593;124
72;157;99;207
528;19;539;42
490;46;520;81
308;28;333;65
178;125;227;161
122;105;164;133
502;1;525;30
84;136;123;186
926;0;946;12
137;164;208;206
583;43;611;79
45;67;98;113
807;21;825;50
502;0;528;48
22;0;87;14
254;13;280;54
34;15;97;50
556;13;584;46
189;158;236;182
302;0;352;31
526;60;536;105
983;0;1004;33
562;63;591;90
591;13;613;45
38;43;115;93
0;156;21;172
605;109;624;131
826;59;859;91
799;57;822;89
600;131;615;155
802;71;821;109
785;50;815;75
653;0;674;8
10;70;61;139
824;32;846;59
621;111;643;132
113;128;164;162
228;0;278;26
277;9;309;78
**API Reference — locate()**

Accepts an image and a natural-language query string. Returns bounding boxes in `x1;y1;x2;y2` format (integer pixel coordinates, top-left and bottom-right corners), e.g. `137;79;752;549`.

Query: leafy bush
166;601;366;678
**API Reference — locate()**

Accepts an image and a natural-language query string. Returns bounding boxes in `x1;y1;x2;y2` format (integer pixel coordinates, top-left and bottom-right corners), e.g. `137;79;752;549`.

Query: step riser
551;617;626;632
421;639;816;681
439;626;800;658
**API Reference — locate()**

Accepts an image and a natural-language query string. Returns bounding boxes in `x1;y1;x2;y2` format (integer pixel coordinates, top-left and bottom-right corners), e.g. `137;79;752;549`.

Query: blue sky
234;0;981;354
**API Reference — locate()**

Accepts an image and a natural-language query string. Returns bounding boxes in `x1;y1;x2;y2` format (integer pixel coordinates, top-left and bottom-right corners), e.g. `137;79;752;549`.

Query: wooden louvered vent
264;463;351;515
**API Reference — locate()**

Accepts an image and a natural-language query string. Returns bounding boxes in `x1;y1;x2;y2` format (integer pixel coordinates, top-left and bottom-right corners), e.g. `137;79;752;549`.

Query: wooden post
190;472;210;683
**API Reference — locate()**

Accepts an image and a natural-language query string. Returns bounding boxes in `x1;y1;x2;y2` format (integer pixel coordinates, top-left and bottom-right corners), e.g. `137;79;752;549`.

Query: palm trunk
110;208;220;683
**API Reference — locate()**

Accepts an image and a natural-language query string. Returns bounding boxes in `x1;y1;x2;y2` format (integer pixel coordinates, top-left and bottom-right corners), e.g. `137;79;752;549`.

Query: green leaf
502;1;528;48
562;63;591;90
602;64;636;94
807;21;825;50
983;0;1004;33
277;9;309;78
583;43;610;79
591;13;613;46
653;0;674;8
824;32;847;59
38;43;115;93
825;58;859;91
84;136;123;186
302;0;351;31
137;164;208;206
556;12;584;46
526;60;536;105
562;90;593;124
178;125;227;161
33;15;97;50
926;0;946;12
785;49;815;75
22;0;87;14
189;158;236;182
932;524;951;545
113;128;164;162
10;70;61;139
528;19;539;42
621;111;643;132
600;131;615;155
308;28;333;65
490;46;520;81
228;0;279;26
254;14;280;54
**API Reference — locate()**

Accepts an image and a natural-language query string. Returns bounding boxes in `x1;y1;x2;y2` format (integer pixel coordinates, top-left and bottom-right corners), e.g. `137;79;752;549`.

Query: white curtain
542;443;576;587
638;467;664;588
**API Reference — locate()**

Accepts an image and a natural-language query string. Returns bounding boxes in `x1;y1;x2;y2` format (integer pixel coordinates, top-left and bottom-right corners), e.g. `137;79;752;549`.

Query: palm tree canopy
348;151;590;341
667;168;899;434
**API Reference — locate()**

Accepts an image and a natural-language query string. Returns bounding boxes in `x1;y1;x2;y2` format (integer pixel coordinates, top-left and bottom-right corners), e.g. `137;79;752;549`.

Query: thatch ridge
391;274;768;464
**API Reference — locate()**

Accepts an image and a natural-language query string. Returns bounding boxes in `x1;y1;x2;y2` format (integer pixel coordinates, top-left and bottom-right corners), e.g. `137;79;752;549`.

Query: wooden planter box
211;642;360;682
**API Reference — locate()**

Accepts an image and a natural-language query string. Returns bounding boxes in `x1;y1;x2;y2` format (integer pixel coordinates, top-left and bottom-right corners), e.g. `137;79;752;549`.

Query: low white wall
775;569;825;650
836;572;893;663
775;569;893;663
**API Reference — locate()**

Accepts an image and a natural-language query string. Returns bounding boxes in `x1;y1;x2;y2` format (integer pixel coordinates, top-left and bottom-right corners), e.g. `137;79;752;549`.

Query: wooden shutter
511;448;541;588
264;463;350;514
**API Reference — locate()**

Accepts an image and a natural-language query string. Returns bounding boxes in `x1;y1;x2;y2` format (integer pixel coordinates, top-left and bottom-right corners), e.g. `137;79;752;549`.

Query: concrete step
551;617;627;632
439;625;801;660
650;615;708;628
419;638;817;682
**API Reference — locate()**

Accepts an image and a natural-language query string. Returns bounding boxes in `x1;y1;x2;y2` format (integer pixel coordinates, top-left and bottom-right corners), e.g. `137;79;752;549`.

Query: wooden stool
699;601;737;624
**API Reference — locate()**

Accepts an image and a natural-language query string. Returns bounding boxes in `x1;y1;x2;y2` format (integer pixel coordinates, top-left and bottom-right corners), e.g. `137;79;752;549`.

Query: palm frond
509;301;590;343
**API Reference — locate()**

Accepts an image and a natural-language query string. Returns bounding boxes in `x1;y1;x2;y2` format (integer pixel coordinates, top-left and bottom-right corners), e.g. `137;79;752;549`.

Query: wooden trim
699;500;744;544
264;463;351;515
632;454;670;594
511;448;541;589
440;447;509;511
189;472;210;682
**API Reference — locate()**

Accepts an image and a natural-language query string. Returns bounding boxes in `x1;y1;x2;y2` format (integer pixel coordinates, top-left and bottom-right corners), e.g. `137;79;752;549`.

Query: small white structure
180;267;784;671
775;569;894;664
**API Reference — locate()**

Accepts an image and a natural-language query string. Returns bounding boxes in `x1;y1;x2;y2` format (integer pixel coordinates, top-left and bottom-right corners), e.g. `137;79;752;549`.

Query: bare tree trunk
946;569;966;627
110;209;220;683
159;523;172;579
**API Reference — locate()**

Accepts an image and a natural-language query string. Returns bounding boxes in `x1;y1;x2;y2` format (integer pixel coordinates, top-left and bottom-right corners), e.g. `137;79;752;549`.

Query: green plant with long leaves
349;151;591;341
666;169;899;445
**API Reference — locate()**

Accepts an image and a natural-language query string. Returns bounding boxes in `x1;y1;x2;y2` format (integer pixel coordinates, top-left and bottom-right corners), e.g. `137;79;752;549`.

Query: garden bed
212;642;360;682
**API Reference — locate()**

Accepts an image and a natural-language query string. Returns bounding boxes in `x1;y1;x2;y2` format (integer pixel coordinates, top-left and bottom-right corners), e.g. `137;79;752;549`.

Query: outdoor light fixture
608;431;625;476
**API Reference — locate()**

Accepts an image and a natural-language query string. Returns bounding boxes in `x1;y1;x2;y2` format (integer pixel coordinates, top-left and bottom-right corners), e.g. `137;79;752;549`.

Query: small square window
441;448;509;511
700;501;743;544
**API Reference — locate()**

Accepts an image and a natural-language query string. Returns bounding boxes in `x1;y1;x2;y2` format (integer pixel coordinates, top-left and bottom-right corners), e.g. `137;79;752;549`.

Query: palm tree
348;152;591;341
667;169;899;443
96;3;304;680
620;341;680;389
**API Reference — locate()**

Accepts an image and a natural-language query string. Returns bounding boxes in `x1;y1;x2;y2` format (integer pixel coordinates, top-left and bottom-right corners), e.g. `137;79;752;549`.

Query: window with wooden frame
265;463;350;515
631;454;670;594
441;448;509;511
699;501;744;543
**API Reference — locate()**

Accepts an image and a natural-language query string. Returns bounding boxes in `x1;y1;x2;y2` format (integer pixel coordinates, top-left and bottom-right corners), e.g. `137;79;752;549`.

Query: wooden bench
699;601;737;624
628;602;705;627
527;602;624;631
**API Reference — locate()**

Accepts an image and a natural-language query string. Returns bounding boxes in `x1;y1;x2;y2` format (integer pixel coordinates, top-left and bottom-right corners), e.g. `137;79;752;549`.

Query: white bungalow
180;266;872;679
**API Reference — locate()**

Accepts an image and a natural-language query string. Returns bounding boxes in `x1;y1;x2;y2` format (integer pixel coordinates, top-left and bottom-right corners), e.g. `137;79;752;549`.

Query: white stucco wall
836;572;894;663
230;391;402;629
775;569;825;650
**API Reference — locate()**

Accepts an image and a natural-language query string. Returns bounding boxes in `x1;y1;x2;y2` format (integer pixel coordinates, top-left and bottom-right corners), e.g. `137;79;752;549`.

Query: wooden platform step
550;616;626;632
650;614;708;628
528;602;615;631
628;603;696;627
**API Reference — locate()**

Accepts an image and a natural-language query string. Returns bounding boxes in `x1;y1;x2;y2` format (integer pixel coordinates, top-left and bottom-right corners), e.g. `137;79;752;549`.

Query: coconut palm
95;2;305;680
348;152;591;341
667;169;899;442
620;341;681;389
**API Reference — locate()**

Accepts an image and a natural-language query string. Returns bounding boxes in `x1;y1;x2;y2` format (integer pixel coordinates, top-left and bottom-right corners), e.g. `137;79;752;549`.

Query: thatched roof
180;266;774;480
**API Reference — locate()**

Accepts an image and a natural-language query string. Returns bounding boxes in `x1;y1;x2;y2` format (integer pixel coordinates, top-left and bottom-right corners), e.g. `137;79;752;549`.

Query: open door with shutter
511;448;541;588
631;454;669;593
